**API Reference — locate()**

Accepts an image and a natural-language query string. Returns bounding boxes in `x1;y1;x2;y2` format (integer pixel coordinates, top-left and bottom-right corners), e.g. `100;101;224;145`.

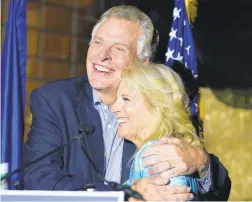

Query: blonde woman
111;63;204;200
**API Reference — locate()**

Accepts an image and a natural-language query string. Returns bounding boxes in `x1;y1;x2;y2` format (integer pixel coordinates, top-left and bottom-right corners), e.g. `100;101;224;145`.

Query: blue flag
1;0;27;189
165;0;198;115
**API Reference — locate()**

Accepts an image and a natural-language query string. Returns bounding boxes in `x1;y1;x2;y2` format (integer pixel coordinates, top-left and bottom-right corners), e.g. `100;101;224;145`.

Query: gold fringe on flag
185;0;198;24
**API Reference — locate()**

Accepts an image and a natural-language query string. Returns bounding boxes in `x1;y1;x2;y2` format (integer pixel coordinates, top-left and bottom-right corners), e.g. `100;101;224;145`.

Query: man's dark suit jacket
23;75;231;200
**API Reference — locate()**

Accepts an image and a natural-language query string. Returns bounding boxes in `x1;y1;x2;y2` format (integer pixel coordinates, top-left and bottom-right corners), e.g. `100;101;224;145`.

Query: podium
0;190;124;201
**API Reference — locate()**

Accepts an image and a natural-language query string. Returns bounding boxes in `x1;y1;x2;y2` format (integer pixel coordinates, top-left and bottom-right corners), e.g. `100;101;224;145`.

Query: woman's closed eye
122;97;131;102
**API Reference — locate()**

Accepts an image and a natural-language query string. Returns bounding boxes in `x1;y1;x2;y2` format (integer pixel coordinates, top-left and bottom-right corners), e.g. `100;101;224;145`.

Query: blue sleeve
126;151;200;200
125;141;200;200
169;176;199;200
124;142;154;186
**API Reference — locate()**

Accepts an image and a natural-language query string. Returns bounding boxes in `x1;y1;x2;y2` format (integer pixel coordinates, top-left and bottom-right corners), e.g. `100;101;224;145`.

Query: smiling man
24;5;231;201
86;17;140;105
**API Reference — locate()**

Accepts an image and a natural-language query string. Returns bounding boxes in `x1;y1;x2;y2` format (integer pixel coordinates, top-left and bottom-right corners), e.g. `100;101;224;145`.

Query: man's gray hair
91;5;154;61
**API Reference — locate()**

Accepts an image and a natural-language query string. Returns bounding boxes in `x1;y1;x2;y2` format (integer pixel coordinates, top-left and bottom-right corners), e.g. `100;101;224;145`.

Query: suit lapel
121;140;136;183
75;79;136;184
76;82;105;183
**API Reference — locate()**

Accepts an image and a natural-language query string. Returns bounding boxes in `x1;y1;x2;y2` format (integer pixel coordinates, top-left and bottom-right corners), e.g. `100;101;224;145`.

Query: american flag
165;0;198;116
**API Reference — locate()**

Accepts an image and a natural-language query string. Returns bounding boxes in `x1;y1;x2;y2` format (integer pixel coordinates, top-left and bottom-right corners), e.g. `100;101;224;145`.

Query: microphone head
79;124;95;135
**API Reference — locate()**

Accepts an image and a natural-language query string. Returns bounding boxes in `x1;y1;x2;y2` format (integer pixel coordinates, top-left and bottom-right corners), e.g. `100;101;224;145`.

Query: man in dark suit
24;5;231;201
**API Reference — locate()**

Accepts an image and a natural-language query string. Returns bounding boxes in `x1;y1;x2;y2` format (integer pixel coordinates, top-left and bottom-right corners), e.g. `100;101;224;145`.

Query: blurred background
1;0;252;200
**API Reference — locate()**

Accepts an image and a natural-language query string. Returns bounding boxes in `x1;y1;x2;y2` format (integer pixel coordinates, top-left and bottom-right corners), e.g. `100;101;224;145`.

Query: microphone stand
1;124;144;201
0;125;95;182
79;129;145;201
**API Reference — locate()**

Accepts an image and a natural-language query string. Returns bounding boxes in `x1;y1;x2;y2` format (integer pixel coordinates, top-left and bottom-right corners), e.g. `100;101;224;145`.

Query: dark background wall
107;0;252;89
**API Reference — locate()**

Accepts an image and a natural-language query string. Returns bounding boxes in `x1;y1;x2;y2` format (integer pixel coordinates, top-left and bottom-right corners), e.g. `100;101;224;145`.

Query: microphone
0;124;95;182
78;127;145;201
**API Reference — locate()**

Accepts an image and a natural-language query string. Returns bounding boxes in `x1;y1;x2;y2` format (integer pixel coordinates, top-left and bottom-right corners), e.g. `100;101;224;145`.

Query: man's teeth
94;65;110;72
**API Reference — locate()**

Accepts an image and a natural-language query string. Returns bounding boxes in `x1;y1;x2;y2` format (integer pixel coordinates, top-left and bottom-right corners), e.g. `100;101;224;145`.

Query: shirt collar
92;89;101;106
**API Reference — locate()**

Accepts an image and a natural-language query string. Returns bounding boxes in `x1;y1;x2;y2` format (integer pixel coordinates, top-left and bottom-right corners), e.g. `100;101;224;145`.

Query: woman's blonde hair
121;62;204;148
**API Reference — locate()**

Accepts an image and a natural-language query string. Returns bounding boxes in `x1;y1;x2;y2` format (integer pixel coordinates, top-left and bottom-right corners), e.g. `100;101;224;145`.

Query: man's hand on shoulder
141;136;209;184
130;177;193;201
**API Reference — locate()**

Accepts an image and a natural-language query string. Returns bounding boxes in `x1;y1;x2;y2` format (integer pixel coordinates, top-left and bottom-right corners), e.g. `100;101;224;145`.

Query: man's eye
115;47;125;52
93;40;102;44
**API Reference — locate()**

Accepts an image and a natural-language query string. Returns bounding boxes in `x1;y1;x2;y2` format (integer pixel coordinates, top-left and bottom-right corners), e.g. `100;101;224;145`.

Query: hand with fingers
130;177;194;201
141;136;210;185
124;139;205;201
